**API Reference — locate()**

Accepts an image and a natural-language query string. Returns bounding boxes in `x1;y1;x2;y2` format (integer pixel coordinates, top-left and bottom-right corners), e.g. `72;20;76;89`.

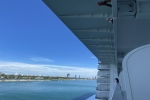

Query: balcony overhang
43;0;150;65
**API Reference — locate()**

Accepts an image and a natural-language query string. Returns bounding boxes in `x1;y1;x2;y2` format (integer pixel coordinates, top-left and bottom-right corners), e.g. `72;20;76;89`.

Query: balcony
98;65;110;70
96;91;109;100
97;71;110;77
97;77;110;83
96;83;110;91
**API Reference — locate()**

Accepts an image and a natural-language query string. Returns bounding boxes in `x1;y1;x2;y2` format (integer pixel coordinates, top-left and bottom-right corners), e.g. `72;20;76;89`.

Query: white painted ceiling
43;0;150;65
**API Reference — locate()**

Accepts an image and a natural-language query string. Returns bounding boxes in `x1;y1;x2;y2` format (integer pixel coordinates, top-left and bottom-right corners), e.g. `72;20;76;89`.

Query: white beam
97;52;115;55
112;0;118;65
95;49;115;52
73;28;113;32
80;38;114;41
97;54;115;56
59;13;112;18
88;44;114;47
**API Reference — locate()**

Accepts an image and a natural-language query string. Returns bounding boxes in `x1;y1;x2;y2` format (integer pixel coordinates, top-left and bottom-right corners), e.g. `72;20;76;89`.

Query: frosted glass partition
122;44;150;100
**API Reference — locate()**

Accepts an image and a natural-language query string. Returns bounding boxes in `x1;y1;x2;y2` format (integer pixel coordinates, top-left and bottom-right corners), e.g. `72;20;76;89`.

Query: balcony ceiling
43;0;150;65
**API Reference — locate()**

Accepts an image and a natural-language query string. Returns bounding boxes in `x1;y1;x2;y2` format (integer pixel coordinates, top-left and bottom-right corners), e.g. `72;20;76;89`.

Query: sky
0;0;98;77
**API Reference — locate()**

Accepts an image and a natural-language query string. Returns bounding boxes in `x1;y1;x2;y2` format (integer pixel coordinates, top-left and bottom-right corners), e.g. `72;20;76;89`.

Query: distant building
14;72;18;75
67;73;70;78
95;76;97;79
35;77;44;80
75;75;77;79
90;76;93;79
79;75;80;78
0;72;3;75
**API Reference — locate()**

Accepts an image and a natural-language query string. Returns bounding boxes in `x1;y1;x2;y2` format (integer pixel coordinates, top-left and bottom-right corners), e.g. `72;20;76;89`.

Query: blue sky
0;0;97;77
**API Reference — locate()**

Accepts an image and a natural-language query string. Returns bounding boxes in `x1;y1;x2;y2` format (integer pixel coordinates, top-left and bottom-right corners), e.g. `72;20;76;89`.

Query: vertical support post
112;0;118;65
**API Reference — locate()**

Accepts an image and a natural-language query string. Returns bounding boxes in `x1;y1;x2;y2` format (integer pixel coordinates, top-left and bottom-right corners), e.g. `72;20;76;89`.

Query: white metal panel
123;44;150;100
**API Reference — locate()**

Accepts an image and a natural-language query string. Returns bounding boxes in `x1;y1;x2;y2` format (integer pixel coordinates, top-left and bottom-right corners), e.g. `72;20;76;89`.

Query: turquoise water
0;80;96;100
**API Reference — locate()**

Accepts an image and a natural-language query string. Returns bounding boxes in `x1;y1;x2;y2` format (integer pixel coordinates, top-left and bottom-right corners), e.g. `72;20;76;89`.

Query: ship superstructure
43;0;150;100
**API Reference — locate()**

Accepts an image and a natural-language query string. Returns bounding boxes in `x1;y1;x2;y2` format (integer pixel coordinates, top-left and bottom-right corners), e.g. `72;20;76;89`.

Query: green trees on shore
0;73;94;81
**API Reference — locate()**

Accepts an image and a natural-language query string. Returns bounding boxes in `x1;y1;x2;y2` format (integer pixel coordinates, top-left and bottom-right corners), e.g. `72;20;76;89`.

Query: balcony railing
97;77;110;83
97;71;110;77
96;91;109;99
98;65;110;70
96;84;110;91
97;70;110;75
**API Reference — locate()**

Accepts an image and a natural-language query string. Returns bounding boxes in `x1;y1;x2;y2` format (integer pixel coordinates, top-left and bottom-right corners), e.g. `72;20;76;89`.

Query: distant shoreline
0;79;95;82
0;80;51;82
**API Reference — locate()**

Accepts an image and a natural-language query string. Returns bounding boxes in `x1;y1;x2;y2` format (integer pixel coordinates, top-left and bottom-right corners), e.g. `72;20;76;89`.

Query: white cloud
30;57;54;62
0;61;97;78
91;56;97;59
66;63;81;66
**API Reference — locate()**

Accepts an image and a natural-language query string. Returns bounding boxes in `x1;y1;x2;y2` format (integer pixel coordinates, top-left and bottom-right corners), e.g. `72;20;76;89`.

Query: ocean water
0;80;96;100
